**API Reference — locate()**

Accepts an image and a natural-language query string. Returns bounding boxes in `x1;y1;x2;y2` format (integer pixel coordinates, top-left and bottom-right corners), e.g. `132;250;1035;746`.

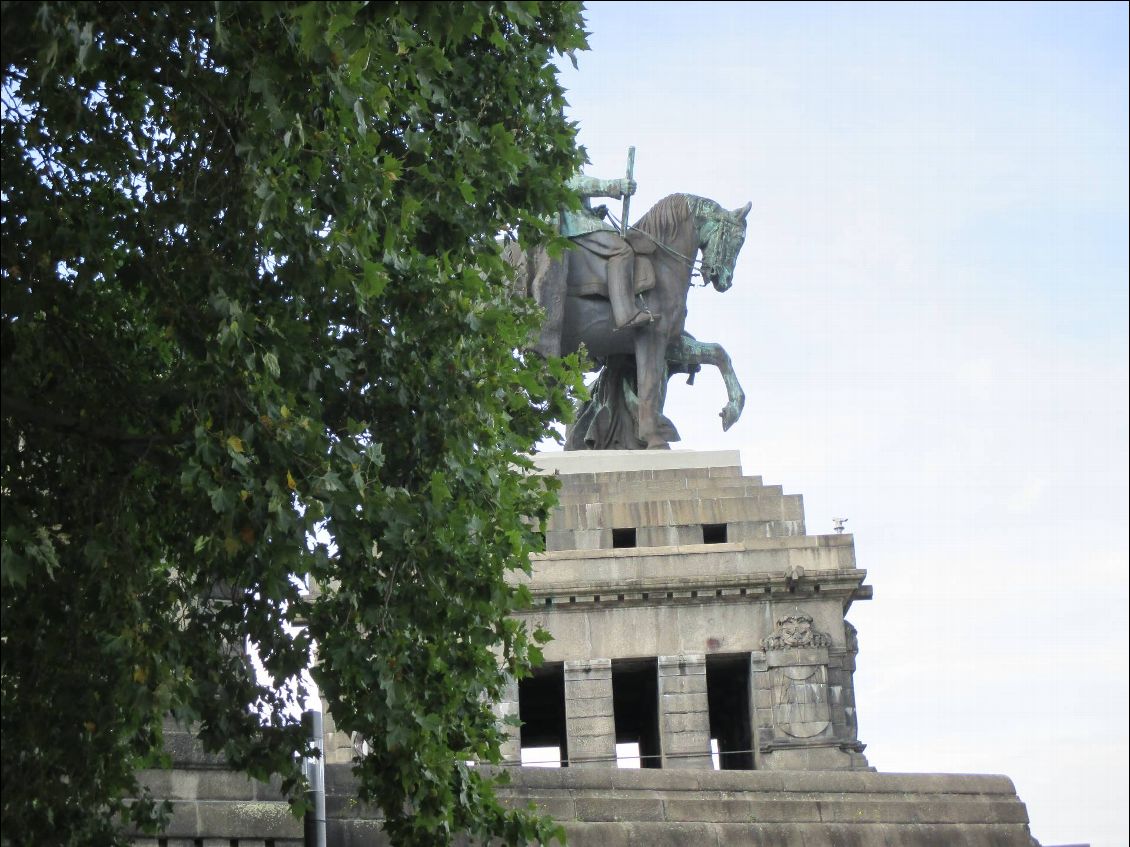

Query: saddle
566;231;657;299
503;231;658;359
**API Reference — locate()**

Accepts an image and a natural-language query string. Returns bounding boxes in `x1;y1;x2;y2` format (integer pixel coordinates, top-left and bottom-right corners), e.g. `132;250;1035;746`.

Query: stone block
567;737;617;767
325;819;386;847
663;711;710;733
664;729;712;750
508;794;577;819
658;692;709;714
765;647;828;667
661;797;823;823
567;680;614;700
574;797;666;822
708;464;742;478
760;746;855;771
573;529;609;550
568;715;616;738
658;655;706;677
545;529;576;552
653;673;704;695
565;658;612;680
324;793;383;820
157;799;303;839
638;524;703;547
137;769;284;802
727;520;774;541
566;695;615;718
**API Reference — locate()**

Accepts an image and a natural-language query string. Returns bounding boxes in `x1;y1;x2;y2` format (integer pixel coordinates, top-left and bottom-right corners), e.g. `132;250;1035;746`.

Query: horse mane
632;193;691;242
632;193;723;242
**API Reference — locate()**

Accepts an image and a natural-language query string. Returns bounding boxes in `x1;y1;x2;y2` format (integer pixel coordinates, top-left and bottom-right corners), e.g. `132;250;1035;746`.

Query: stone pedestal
514;449;872;772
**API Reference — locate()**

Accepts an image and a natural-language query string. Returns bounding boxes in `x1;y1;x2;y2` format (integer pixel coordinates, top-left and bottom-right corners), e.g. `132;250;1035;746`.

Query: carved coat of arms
763;614;833;739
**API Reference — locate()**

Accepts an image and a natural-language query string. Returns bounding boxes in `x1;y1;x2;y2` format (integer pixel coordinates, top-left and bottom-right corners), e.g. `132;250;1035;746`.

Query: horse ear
735;201;751;220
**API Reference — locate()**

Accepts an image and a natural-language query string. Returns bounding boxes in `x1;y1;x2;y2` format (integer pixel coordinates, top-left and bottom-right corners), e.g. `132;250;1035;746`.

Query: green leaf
361;261;387;299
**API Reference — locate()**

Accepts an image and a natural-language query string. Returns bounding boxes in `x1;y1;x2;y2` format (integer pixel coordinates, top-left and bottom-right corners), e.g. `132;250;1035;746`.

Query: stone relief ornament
762;614;833;651
771;664;832;738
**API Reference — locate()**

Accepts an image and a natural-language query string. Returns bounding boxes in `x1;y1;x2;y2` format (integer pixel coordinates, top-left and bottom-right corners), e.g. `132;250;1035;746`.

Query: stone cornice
510;567;870;612
532;533;855;562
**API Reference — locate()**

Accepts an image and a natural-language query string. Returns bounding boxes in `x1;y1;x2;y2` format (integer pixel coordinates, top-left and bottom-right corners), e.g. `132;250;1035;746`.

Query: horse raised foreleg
667;332;746;431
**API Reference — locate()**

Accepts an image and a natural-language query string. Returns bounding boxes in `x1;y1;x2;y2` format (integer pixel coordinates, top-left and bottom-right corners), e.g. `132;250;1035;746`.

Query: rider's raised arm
567;173;636;199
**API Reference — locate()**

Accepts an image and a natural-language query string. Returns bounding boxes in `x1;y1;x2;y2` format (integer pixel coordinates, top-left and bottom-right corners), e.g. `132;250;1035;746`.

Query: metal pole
302;710;327;847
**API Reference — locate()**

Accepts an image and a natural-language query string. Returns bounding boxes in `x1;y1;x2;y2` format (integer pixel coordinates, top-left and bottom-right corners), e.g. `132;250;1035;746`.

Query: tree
0;2;587;844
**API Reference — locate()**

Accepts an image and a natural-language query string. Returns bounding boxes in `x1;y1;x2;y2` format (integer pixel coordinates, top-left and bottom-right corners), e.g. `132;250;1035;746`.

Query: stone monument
129;170;1049;845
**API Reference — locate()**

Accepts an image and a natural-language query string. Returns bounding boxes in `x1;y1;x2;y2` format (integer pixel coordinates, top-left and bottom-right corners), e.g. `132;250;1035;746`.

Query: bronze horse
508;193;750;450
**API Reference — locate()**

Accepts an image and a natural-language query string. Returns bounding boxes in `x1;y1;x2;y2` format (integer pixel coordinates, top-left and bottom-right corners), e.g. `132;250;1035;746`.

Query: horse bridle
698;216;743;288
617;216;738;287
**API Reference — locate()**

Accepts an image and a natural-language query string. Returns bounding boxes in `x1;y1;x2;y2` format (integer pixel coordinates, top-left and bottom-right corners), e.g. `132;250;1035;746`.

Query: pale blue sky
554;3;1129;845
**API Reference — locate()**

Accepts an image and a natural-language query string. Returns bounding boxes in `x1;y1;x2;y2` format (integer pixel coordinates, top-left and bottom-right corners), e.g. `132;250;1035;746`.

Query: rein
605;209;711;285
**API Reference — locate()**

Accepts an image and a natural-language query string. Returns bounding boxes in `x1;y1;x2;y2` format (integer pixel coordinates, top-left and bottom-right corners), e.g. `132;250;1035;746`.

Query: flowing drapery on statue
506;191;751;450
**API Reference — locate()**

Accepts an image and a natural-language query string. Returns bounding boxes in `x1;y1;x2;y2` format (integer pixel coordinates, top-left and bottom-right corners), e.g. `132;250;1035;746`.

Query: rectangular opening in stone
611;527;637;548
519;663;568;767
615;741;641;768
702;523;728;544
706;653;754;770
520;746;562;767
612;658;661;768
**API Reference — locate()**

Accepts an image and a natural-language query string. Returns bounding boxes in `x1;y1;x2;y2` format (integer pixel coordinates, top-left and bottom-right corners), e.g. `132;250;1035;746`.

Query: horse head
695;199;751;292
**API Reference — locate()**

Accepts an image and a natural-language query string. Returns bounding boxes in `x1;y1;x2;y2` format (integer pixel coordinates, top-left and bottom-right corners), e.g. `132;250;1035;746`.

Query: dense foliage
0;2;587;844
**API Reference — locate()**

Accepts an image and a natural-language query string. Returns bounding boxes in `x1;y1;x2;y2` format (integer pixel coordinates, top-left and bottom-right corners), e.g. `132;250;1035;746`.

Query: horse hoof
720;407;740;431
646;441;671;450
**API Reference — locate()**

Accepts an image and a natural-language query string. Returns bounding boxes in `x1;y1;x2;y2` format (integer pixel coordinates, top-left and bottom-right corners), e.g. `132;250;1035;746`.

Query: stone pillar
495;673;521;765
753;613;858;770
657;654;712;769
564;659;616;767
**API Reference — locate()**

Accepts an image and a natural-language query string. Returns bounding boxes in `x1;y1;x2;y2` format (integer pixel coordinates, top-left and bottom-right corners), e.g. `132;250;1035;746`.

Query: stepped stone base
323;764;1038;846
492;768;1037;847
316;765;1037;846
137;726;1040;847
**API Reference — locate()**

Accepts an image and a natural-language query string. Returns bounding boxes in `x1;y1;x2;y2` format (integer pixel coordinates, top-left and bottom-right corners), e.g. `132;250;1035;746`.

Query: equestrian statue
505;153;750;450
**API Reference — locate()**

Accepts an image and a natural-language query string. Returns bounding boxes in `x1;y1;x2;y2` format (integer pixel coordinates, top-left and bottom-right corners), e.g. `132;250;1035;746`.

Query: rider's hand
619;178;637;197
